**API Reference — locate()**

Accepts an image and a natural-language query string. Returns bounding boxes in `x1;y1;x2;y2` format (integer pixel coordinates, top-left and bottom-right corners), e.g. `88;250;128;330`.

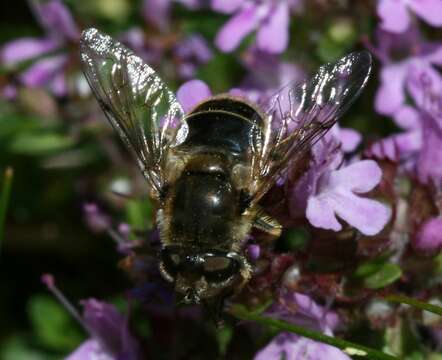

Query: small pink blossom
378;0;442;33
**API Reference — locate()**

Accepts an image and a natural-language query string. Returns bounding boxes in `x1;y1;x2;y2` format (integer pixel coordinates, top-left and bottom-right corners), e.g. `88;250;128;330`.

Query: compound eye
203;256;238;282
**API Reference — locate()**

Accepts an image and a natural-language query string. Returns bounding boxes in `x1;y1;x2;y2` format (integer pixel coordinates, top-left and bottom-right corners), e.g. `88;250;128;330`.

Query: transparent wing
80;28;187;199
248;51;372;204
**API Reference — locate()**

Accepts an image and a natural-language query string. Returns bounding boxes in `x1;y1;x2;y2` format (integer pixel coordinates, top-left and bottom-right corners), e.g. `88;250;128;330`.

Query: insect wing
80;28;187;198
249;51;372;203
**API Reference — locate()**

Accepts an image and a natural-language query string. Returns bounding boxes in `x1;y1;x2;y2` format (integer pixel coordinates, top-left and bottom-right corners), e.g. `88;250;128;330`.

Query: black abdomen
167;96;262;249
170;169;239;248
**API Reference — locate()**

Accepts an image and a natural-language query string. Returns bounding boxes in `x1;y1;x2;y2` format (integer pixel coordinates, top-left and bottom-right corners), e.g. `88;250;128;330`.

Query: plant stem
383;294;442;316
229;305;399;360
0;167;13;257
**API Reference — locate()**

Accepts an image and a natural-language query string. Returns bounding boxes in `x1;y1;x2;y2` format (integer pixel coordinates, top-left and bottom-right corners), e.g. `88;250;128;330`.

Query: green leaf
384;318;425;359
27;294;83;352
9;133;75;155
216;325;233;355
0;167;13;256
435;251;442;274
196;54;243;94
427;354;442;360
125;198;154;231
364;263;402;289
283;228;310;251
0;336;57;360
383;294;442;316
316;20;357;63
354;258;388;279
0;113;41;138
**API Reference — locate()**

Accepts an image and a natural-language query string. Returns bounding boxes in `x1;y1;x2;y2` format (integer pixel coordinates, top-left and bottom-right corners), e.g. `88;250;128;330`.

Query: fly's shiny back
80;27;372;305
181;96;264;158
157;97;264;301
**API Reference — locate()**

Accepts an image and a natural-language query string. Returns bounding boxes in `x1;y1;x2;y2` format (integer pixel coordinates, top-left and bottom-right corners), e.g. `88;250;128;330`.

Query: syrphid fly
80;28;371;305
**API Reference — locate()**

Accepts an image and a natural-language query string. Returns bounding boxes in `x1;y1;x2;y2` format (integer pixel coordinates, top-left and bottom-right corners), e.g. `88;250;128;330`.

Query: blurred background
0;0;441;359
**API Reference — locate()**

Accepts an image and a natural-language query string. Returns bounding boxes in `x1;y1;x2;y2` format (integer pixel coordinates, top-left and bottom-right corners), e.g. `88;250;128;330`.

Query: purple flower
66;299;141;360
239;47;305;96
416;112;442;184
290;135;391;236
330;125;362;153
118;28;162;65
83;203;111;233
413;216;442;253
42;275;141;360
214;0;302;54
142;0;202;32
79;299;140;359
377;0;442;33
366;27;442;116
368;66;442;185
174;34;213;79
0;38;59;65
177;79;212;112
255;291;350;359
305;159;391;236
30;0;80;42
0;0;80;96
367;105;422;162
247;244;261;261
268;291;340;331
255;332;351;360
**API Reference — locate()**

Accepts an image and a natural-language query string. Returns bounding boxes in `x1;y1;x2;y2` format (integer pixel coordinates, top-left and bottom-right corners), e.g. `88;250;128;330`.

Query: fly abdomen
170;167;240;248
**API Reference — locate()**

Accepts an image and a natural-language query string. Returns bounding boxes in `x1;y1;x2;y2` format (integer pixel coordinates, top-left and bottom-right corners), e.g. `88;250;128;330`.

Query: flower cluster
1;0;441;359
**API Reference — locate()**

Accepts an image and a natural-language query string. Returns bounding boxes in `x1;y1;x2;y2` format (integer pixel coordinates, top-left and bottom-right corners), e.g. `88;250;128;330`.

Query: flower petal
32;0;80;41
306;195;343;232
81;298;141;359
212;0;242;13
2;84;17;99
367;136;399;161
377;0;410;33
417;114;442;184
215;3;261;52
393;105;420;130
142;0;171;32
406;61;442;110
50;71;67;96
425;44;442;66
409;0;442;27
375;63;408;115
66;339;114;360
414;217;442;252
328;160;382;193
257;2;290;54
394;129;422;154
0;37;59;65
339;127;362;152
177;79;212;112
291;293;339;329
326;190;391;236
19;55;67;88
82;299;125;353
254;332;296;360
255;332;351;360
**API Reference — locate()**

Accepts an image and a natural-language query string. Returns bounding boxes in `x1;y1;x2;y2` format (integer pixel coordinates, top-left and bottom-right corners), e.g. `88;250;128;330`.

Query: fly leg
252;206;282;240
